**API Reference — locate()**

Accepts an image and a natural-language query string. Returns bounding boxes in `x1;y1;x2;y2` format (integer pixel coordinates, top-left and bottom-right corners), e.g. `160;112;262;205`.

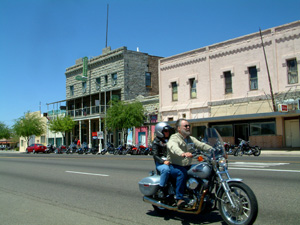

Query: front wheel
218;182;258;225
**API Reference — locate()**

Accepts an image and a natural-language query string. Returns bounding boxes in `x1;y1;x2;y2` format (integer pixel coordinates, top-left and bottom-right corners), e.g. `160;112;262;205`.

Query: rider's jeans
170;164;190;200
155;162;170;187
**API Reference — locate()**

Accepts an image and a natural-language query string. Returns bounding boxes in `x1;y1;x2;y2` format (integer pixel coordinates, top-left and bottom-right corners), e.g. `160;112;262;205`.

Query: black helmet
155;122;172;139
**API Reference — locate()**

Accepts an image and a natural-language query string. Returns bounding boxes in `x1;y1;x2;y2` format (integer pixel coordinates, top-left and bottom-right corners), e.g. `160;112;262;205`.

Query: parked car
26;144;47;153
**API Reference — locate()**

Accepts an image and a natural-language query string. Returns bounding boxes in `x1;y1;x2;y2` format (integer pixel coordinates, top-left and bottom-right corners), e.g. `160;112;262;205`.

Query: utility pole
105;4;109;48
259;28;276;112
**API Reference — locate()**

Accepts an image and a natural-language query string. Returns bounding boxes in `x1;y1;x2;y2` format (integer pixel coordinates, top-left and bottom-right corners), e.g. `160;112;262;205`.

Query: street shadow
146;209;226;225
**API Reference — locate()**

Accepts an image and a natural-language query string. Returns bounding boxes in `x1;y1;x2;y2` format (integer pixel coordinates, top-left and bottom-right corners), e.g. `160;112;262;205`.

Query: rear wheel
254;147;261;156
218;182;258;225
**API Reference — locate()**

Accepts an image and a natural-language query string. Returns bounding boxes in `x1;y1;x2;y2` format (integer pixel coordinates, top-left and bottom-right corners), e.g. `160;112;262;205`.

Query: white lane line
229;168;300;173
66;171;109;177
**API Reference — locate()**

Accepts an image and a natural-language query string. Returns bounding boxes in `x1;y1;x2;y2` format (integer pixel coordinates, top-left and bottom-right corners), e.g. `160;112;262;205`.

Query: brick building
64;46;161;148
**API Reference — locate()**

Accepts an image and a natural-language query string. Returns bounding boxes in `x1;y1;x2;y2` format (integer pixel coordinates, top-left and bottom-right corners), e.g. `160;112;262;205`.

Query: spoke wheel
254;147;261;156
218;182;258;225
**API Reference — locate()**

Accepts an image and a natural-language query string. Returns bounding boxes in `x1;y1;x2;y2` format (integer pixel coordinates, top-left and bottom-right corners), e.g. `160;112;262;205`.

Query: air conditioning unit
278;104;288;112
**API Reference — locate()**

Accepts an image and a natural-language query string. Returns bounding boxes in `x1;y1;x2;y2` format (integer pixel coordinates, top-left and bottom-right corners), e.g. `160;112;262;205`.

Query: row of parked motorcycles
224;138;261;156
45;142;153;155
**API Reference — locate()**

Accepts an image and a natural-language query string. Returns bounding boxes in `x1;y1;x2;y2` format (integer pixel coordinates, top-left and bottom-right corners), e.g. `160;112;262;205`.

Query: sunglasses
183;125;190;128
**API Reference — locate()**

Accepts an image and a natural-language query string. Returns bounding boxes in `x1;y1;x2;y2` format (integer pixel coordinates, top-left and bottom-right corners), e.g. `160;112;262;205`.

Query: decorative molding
209;41;272;60
160;57;206;71
275;33;300;43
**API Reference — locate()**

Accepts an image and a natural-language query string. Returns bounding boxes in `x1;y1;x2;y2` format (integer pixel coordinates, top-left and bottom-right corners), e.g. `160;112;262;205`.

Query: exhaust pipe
143;196;178;211
143;189;208;214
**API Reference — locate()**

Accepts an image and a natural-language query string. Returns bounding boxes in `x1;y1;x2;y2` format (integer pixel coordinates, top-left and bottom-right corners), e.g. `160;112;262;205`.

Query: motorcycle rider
152;122;173;198
167;119;211;208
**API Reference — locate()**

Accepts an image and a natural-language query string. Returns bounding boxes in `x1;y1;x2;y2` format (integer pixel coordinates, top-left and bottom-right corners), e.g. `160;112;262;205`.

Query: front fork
216;169;243;209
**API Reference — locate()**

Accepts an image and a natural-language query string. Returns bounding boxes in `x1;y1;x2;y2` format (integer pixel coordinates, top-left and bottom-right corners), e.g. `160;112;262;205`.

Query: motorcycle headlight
218;157;227;170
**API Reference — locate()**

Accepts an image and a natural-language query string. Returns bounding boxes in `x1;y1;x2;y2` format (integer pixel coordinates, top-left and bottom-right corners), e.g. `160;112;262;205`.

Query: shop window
212;125;233;137
250;122;276;135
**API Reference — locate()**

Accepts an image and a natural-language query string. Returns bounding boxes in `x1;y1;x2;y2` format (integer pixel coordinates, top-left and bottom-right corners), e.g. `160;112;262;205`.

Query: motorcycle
45;144;56;153
54;145;66;154
234;138;261;156
66;143;77;154
139;128;258;225
224;142;236;155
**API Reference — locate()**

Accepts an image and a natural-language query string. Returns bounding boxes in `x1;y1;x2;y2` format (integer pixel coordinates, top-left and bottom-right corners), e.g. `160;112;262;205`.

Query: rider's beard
181;129;191;138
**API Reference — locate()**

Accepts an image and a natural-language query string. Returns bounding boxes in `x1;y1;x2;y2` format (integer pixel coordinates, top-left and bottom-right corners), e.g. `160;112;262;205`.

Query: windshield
202;128;226;158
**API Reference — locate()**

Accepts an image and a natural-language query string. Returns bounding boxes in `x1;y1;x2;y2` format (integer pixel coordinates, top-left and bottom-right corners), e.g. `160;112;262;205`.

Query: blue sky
0;0;299;127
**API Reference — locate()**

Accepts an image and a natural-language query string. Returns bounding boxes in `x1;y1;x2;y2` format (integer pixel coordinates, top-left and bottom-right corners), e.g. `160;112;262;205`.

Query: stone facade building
64;46;161;148
159;21;300;148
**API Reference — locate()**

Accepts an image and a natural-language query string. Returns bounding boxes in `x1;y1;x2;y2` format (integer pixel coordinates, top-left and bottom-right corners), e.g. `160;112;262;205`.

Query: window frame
287;58;298;84
145;72;151;88
189;78;197;99
171;82;178;101
95;77;101;90
250;122;276;136
111;73;117;86
82;81;87;93
224;71;232;94
248;66;258;90
70;85;74;96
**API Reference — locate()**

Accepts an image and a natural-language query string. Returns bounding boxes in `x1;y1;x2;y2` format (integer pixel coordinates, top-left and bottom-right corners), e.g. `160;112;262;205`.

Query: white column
88;119;92;148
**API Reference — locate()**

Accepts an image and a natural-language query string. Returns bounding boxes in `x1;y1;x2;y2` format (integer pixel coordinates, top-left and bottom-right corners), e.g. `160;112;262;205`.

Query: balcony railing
67;105;110;118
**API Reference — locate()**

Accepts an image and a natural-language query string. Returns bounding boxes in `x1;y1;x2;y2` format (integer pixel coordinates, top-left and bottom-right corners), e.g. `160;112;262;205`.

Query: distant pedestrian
77;139;81;148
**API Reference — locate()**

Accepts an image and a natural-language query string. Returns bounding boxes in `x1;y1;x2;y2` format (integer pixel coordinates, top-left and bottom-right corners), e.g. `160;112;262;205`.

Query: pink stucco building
159;21;300;148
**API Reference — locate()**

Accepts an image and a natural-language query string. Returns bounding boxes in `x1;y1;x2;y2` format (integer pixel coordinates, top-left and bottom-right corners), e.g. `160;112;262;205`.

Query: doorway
234;124;249;144
285;120;300;147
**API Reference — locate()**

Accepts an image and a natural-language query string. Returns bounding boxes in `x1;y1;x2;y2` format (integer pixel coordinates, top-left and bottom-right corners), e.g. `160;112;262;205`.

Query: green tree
0;121;11;139
13;112;45;147
48;116;76;145
105;101;145;144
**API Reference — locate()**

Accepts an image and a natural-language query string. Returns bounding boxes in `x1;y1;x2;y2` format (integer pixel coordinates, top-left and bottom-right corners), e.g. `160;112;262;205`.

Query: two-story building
159;21;300;148
64;46;161;148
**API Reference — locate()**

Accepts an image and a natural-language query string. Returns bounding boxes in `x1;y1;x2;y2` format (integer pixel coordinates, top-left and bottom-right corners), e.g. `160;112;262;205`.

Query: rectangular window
250;122;276;135
212;125;233;137
82;82;87;93
249;66;258;90
171;82;178;101
224;71;232;94
41;136;45;143
287;58;298;84
189;78;197;99
111;73;117;85
104;75;108;85
96;77;101;90
70;86;74;96
146;72;151;88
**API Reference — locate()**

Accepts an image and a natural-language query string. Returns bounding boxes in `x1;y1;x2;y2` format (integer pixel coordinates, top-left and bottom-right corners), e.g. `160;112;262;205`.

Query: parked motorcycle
54;145;66;154
45;144;56;153
66;143;77;154
224;142;236;155
234;138;261;156
139;128;258;225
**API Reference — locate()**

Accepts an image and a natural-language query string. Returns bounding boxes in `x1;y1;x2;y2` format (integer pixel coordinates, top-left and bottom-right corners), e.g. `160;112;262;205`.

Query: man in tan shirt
167;119;211;208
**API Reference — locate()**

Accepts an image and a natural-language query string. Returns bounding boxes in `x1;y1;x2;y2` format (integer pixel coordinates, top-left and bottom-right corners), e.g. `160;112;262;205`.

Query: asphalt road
0;153;299;225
